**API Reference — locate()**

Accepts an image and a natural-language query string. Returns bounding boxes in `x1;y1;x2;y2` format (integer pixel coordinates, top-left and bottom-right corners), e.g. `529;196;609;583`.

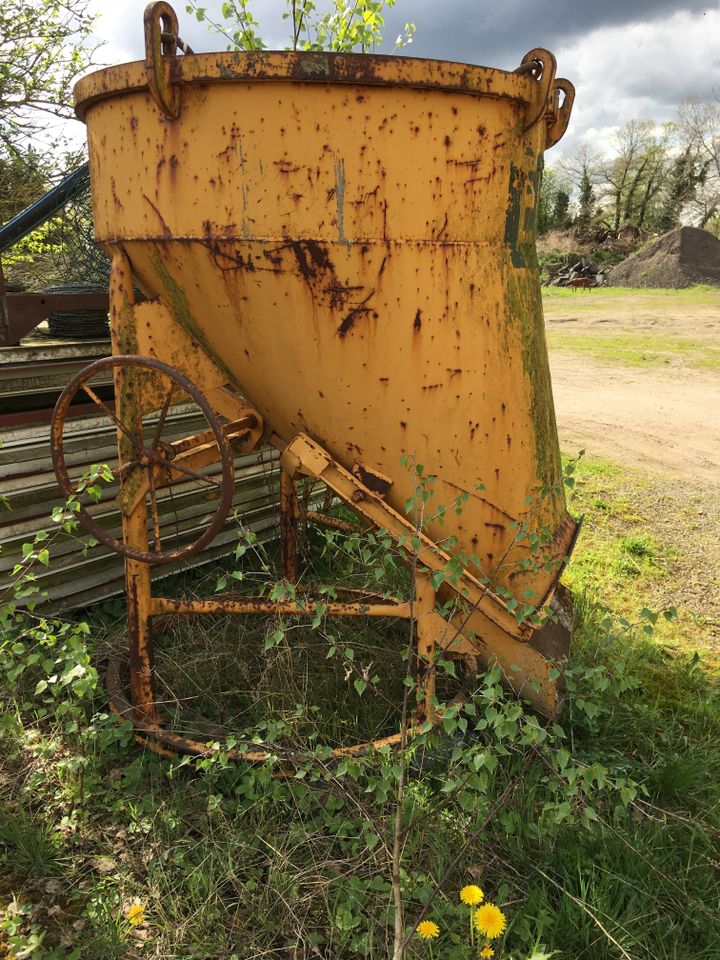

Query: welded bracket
280;432;527;642
279;432;568;717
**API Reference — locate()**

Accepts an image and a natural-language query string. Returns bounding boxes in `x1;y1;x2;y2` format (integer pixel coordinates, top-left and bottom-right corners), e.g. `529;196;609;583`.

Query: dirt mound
607;226;720;288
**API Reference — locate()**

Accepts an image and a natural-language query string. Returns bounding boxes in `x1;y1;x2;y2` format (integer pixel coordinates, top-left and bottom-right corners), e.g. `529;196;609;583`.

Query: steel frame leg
414;571;438;724
109;249;159;728
279;465;299;581
104;375;460;758
108;566;446;763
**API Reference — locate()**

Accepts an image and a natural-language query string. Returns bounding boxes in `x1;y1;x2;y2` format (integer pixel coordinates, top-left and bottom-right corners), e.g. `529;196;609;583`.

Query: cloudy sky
79;0;720;161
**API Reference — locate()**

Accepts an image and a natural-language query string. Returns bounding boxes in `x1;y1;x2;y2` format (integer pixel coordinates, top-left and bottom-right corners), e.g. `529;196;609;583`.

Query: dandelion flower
416;920;440;940
460;884;484;906
474;903;506;939
480;947;495;958
126;903;145;926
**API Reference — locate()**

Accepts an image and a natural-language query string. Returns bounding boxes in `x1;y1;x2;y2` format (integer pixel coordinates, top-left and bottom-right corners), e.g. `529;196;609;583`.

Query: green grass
542;285;720;369
545;329;720;370
0;804;66;878
562;453;719;661
2;471;720;958
543;284;720;306
2;594;720;959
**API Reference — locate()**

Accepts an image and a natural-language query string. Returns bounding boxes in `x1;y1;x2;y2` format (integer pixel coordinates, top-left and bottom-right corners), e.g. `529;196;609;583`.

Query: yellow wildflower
126;903;145;926
474;903;506;939
480;947;495;958
460;884;484;906
416;920;440;940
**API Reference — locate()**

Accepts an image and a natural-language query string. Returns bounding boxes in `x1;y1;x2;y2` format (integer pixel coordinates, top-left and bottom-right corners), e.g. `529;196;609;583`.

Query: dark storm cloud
618;50;720;106
100;1;715;67
380;0;715;67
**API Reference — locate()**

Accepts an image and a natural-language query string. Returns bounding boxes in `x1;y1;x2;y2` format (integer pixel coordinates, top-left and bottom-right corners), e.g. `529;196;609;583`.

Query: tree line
540;105;720;239
0;0;96;225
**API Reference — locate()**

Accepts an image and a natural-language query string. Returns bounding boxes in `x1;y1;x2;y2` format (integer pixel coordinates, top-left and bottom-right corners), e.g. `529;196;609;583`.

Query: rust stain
327;282;364;310
142;194;171;235
338;304;371;337
352;462;393;497
337;289;375;338
274;159;301;174
289;239;333;281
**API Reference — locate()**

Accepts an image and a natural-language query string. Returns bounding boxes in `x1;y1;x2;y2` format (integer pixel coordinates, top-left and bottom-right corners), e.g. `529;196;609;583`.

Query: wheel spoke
150;384;175;453
153;455;224;488
54;355;234;566
113;458;140;479
80;382;140;450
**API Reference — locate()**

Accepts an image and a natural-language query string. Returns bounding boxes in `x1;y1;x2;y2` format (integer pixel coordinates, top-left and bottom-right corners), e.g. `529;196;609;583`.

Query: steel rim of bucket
50;354;235;565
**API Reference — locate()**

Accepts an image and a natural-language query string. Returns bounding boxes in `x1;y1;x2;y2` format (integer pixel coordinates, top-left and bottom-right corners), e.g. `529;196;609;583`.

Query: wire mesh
53;167;110;287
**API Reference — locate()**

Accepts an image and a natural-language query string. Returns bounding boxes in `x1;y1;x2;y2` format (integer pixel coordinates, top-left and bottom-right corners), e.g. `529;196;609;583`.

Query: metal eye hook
144;2;193;119
546;78;575;148
515;48;557;135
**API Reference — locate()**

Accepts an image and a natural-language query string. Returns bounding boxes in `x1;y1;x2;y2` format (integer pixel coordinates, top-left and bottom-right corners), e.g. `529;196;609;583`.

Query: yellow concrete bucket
52;1;578;759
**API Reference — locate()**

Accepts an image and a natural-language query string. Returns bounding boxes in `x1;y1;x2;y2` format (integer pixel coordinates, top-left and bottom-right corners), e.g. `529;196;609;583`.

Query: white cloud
87;0;294;63
551;8;720;160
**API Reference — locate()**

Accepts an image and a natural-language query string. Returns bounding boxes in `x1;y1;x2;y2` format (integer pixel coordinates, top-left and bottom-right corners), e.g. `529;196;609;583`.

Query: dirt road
544;290;720;485
550;356;720;483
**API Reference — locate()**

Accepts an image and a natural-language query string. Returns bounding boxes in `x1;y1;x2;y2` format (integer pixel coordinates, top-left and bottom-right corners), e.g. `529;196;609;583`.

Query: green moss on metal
113;293;143;471
150;250;238;386
501;146;563;492
503;163;525;269
524;153;543;241
118;464;149;510
115;301;139;353
504;152;545;270
504;263;562;493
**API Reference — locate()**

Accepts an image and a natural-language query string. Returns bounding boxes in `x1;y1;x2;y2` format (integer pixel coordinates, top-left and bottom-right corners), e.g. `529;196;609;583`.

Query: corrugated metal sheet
0;336;113;403
0;410;284;610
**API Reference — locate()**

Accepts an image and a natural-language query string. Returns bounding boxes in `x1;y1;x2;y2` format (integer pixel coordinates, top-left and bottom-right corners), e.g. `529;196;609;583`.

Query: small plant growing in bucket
185;0;416;53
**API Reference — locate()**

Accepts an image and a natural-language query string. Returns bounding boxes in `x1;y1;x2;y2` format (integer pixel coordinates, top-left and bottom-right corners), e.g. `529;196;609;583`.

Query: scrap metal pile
543;258;604;287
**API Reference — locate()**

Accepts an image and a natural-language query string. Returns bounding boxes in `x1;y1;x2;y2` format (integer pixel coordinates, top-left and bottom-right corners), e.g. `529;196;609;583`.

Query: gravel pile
607;226;720;288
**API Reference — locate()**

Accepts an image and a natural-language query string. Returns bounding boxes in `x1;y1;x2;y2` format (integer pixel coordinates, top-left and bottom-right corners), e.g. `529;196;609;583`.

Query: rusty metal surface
74;47;552;122
514;49;556;132
546;79;575;149
149;595;412;618
77;34;576;613
66;2;580;749
305;510;365;534
144;2;182;119
352;462;393;497
0;291;109;347
50;353;235;565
